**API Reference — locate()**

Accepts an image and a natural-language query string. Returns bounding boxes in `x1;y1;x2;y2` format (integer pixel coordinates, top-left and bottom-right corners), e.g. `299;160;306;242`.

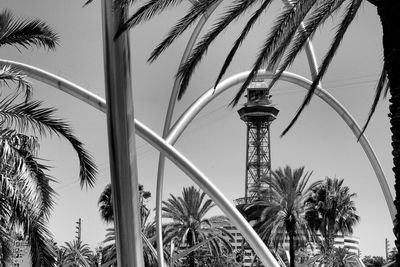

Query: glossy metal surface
101;1;144;266
0;59;106;113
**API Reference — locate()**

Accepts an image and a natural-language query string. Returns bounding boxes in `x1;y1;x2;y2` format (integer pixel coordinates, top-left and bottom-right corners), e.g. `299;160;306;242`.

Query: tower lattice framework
235;80;279;205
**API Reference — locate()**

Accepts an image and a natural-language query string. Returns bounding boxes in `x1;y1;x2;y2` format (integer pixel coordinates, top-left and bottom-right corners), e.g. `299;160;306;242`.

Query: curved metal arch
0;59;280;267
165;69;396;221
4;57;394;225
2;58;394;263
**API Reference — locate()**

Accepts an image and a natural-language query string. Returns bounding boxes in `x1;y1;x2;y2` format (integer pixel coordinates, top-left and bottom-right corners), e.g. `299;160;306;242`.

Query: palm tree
55;246;69;267
98;184;114;224
97;184;157;266
0;96;98;267
0;9;97;266
308;246;360;267
305;177;360;265
1;9;95;188
113;0;400;257
61;240;94;267
100;221;158;267
246;166;318;267
1;130;58;266
162;186;233;267
98;183;151;224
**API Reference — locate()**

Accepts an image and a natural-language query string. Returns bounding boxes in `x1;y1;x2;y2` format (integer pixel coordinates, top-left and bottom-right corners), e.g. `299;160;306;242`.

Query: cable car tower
235;80;279;206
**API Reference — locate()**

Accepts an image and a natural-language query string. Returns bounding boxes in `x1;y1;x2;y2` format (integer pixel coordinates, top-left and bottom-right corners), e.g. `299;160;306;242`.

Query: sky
0;0;395;258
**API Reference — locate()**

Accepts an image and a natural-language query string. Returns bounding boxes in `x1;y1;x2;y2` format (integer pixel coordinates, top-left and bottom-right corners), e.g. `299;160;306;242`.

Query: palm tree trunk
289;233;295;267
377;1;400;263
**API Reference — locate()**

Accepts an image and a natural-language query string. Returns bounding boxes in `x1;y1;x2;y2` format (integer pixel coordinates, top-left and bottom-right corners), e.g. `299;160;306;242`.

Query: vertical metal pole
101;1;144;266
244;123;250;204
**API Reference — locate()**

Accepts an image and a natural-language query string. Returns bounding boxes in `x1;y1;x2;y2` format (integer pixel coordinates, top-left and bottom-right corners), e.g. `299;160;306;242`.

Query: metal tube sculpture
101;1;144;266
0;59;394;264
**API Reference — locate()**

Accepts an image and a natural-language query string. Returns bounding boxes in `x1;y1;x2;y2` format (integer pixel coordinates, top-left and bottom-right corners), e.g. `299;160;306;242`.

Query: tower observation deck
234;80;279;207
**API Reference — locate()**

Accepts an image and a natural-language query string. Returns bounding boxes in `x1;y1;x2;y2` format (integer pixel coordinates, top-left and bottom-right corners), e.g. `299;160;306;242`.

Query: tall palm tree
113;0;400;257
305;177;360;265
0;95;98;267
1;9;97;266
1;129;58;266
162;186;233;267
246;166;318;267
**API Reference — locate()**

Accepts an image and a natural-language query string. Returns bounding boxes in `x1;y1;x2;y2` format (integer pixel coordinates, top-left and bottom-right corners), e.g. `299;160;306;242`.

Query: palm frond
0;9;59;50
26;217;56;267
22;157;56;218
0;65;32;101
177;0;259;100
115;0;186;38
0;133;45;217
83;0;94;7
281;0;363;136
213;0;273;89
0;173;32;224
267;0;346;91
114;0;139;9
230;0;317;106
0;130;55;219
266;0;318;70
148;0;220;63
359;66;388;138
7;194;55;267
98;183;114;223
0;97;97;187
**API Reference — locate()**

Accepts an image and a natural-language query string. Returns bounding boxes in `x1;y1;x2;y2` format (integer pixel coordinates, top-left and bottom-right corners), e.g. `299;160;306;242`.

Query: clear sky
0;0;394;258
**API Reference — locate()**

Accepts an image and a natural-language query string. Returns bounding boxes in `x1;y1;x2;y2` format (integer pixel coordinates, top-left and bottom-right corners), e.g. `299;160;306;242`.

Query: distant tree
98;183;151;224
246;166;319;267
61;240;94;267
100;219;158;267
295;247;312;265
163;186;233;267
388;247;398;262
98;185;156;267
305;177;360;265
329;247;359;267
362;255;386;267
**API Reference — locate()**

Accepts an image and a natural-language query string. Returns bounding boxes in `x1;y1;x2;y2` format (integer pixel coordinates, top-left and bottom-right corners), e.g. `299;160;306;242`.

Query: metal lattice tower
235;81;279;206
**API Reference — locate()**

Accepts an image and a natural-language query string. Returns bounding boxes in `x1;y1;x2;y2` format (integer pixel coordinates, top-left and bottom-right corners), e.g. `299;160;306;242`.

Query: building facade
6;240;31;267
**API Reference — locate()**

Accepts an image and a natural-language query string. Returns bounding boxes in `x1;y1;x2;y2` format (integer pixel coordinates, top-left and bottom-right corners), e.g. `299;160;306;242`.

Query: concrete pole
101;1;144;266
